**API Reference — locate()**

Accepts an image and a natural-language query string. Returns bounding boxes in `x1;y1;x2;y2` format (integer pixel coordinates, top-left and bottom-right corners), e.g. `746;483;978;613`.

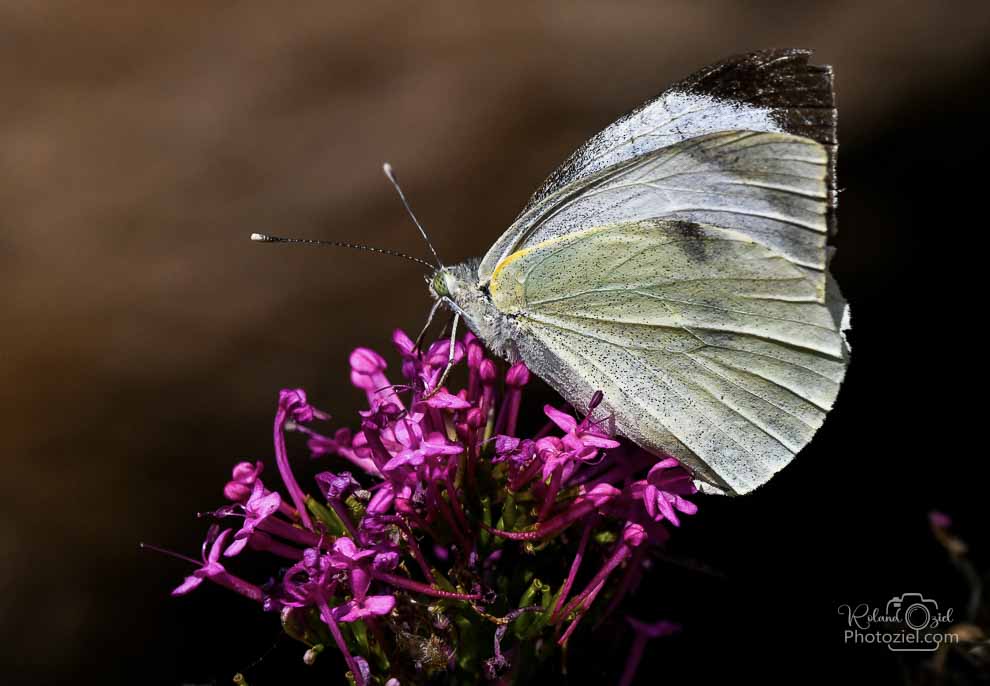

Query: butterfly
427;49;849;496
256;49;850;496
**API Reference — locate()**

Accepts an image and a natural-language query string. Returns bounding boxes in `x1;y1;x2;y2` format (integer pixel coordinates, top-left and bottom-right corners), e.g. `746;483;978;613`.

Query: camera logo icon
887;593;939;632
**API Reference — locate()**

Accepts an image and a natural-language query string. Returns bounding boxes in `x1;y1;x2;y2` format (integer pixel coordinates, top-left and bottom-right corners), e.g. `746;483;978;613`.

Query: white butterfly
429;50;850;496
254;49;851;496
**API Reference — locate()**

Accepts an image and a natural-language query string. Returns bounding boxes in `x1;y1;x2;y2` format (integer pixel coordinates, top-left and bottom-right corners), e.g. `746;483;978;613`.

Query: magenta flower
328;537;376;599
350;347;395;408
331;594;396;623
223;460;264;503
315;471;360;500
493;436;535;467
538;436;599;481
418;389;472;411
544;402;620;452
635;458;699;527
281;547;335;608
328;537;376;568
301;426;380;475
172;528;231;596
224;480;282;557
274;388;329;530
171;527;262;602
382;430;462;473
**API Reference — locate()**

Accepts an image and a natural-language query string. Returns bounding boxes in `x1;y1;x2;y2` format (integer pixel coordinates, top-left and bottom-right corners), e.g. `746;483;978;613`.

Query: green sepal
282;605;330;647
500;492;519;529
593;529;618;545
344;494;367;521
512;577;544;637
305;495;347;536
524;581;558;638
454;614;479;673
479;497;492;548
430;567;457;593
348;619;370;654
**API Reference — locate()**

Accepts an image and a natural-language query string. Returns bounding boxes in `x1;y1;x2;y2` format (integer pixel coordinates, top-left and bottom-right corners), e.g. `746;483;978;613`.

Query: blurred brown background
2;1;988;684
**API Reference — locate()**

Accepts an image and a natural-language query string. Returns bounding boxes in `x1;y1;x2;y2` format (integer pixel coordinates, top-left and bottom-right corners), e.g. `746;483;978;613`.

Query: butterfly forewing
483;131;830;299
478;49;837;285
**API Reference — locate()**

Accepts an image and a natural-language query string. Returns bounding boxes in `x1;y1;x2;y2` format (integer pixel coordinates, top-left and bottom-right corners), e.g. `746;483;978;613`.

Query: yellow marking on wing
488;225;616;303
488;247;534;298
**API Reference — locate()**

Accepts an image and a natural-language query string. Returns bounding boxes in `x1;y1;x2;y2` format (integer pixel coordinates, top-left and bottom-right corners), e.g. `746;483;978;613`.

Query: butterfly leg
414;298;444;352
423;312;460;399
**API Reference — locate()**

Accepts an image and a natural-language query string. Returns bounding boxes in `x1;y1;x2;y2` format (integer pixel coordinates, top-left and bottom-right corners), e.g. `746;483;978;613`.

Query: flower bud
466;408;485;429
392;329;416;356
479;359;498;384
467;341;485;370
622;522;647;547
303;643;325;665
588;389;604;410
506;362;530;387
350;347;387;374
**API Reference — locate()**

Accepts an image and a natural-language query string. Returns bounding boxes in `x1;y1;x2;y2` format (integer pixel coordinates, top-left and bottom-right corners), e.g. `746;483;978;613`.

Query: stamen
139;542;200;566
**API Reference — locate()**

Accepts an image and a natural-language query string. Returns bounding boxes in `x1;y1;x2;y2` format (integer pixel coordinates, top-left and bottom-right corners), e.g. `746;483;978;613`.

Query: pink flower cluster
158;329;696;684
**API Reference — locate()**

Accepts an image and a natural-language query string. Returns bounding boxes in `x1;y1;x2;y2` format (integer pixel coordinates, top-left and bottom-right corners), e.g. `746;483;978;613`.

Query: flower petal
362;594;397;616
223;535;249;558
420;391;471;410
171;573;204;596
543;405;577;433
643;484;660;520
208;529;233;564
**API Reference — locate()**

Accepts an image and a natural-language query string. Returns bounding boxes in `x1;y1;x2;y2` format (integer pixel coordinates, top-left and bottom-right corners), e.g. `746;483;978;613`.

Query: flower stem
551;520;592;621
617;633;648;686
258;516;321;547
397;518;435;583
212;572;264;603
538;467;563;522
595;545;644;628
371;571;481;600
559;540;632;621
317;595;365;686
274;406;313;530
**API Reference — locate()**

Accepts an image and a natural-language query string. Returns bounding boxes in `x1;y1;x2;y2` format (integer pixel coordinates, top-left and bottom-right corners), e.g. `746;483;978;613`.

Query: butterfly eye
431;271;450;297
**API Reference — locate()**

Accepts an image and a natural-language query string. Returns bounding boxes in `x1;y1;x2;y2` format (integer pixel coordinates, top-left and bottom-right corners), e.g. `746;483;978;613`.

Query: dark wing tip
524;50;838;235
674;49;836;146
675;49;838;235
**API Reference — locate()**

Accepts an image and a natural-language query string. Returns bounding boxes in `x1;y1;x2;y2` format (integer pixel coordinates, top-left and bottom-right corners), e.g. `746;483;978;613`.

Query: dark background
2;1;987;684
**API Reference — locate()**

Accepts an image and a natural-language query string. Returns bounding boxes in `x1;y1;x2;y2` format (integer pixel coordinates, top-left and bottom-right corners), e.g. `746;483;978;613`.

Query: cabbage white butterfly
429;49;849;496
256;49;850;496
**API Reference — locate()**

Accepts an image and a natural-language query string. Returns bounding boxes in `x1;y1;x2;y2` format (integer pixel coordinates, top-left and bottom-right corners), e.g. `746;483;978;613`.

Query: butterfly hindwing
488;219;848;494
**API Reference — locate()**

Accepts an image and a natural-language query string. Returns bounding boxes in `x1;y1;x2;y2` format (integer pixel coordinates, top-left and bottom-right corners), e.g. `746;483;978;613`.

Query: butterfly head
426;261;517;360
429;268;453;299
427;261;482;303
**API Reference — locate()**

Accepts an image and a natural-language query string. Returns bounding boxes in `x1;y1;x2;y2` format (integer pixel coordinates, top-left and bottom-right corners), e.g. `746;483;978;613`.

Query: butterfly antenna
382;162;444;269
250;233;434;269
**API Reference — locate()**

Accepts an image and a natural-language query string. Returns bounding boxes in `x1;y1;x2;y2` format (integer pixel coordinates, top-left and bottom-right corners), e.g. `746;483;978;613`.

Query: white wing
483;131;831;298
479;49;837;286
489;219;849;494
